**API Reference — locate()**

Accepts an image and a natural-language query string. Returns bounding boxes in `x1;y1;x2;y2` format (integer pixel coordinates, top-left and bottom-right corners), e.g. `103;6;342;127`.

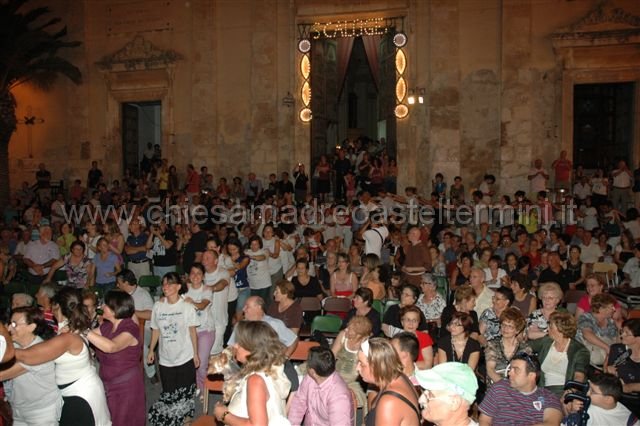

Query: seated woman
576;293;620;367
341;287;381;337
362;265;388;301
87;290;145;426
440;285;480;341
479;286;515;346
14;287;111;426
606;318;640;416
528;312;589;397
332;316;372;418
437;311;481;371
330;252;358;298
527;282;563;340
357;337;421;426
382;284;428;334
45;240;94;289
388;306;434;370
485;307;530;385
266;279;303;334
510;273;537;317
575;274;625;324
0;307;62;425
213;321;291;425
416;273;447;336
291;259;324;300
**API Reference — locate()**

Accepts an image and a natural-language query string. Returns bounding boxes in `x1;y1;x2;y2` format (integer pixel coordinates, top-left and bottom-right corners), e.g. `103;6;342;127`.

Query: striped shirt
479;379;562;425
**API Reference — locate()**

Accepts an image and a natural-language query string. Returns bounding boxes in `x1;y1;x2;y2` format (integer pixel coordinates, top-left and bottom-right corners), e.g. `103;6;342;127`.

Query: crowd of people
1;143;640;425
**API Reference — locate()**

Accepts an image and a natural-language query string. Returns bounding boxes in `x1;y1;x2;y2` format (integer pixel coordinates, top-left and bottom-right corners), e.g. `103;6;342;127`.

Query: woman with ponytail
14;287;111;426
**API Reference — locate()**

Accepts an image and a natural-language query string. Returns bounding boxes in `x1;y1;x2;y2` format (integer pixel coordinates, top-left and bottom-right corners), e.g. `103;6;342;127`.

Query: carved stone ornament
96;35;183;71
552;1;640;43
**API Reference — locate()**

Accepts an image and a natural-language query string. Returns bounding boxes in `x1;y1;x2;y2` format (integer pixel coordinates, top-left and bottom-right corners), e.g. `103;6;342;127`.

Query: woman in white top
184;262;214;396
1;307;62;426
262;224;283;301
245;236;272;302
147;272;199;426
213;321;291;425
14;288;111;426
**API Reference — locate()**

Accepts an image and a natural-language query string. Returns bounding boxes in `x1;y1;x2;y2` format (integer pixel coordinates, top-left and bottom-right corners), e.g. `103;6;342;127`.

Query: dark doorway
310;34;396;168
573;82;634;169
121;101;161;177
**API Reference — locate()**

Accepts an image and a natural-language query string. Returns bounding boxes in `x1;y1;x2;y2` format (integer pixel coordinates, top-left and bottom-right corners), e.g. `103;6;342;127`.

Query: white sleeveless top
227;366;291;426
56;341;112;425
262;238;283;275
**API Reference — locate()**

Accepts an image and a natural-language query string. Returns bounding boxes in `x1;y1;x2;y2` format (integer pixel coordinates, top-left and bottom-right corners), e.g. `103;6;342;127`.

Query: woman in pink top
575;274;625;324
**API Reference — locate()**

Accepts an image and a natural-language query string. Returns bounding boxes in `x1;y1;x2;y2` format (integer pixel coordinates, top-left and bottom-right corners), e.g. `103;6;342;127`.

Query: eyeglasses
448;322;463;328
402;318;420;323
513;351;538;371
419;391;450;408
500;322;517;330
9;320;27;328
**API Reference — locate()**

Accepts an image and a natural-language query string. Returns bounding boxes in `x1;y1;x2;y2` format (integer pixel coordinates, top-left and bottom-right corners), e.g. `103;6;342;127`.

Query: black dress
437;333;482;363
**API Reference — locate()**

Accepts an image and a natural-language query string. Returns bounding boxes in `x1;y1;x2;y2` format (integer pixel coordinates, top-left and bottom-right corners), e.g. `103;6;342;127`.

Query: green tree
0;0;81;207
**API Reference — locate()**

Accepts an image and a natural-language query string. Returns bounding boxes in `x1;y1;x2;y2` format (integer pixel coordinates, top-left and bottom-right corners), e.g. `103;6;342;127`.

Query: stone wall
7;0;640;201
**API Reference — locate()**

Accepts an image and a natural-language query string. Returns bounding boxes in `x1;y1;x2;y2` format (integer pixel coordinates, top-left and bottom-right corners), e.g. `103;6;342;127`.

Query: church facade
7;0;640;196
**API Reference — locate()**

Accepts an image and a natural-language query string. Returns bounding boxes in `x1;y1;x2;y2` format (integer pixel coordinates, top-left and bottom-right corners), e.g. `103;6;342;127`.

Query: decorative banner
310;18;389;39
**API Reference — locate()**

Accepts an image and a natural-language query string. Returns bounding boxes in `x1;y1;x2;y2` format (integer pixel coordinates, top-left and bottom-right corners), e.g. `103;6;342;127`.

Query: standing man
334;149;351;201
182;221;207;274
479;353;562;425
124;217;151;279
528;159;549;199
146;217;177;277
611;159;633;212
87;160;103;193
35;163;52;203
202;250;229;355
551;150;572;190
358;210;389;258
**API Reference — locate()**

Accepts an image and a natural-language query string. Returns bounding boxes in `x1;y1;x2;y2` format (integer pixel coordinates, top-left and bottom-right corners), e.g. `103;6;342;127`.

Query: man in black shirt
182;221;208;273
87;161;103;191
333;149;351;201
146;217;177;277
538;251;571;292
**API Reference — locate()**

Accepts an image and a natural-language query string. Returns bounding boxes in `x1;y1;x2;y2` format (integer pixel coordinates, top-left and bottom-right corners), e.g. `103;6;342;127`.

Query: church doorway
309;33;397;171
121;101;162;177
572;82;635;170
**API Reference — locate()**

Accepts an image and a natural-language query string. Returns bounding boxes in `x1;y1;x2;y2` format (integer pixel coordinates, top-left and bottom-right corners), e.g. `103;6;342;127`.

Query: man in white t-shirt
203;250;230;355
623;244;640;288
528;159;549;197
117;269;157;381
359;210;389;258
563;373;639;426
23;224;60;285
579;230;604;266
611;159;633;212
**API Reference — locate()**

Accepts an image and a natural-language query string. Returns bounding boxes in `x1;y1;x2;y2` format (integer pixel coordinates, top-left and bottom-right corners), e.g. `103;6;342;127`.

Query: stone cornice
552;2;640;48
96;35;182;72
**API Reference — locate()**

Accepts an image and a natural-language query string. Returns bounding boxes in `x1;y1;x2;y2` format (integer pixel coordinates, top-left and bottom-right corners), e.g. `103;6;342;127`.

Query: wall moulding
96;34;182;72
552;2;640;168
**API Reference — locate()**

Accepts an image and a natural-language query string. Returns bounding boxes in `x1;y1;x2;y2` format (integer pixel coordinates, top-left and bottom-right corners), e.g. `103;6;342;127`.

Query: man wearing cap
479;352;562;425
415;362;479;426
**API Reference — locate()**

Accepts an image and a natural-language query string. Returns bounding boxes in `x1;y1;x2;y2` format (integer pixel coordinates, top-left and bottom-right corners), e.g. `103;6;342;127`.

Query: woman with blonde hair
528;311;589;396
332;315;372;417
214;321;291;425
357;337;421;426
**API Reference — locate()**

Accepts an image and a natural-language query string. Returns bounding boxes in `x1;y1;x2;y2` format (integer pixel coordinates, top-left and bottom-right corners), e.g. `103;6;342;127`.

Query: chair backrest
311;315;343;334
289;340;320;362
371;300;384;320
384;299;400;315
139;275;161;287
564;289;586;315
299;297;322;312
322;296;352;314
628;309;640;319
592;262;618;288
